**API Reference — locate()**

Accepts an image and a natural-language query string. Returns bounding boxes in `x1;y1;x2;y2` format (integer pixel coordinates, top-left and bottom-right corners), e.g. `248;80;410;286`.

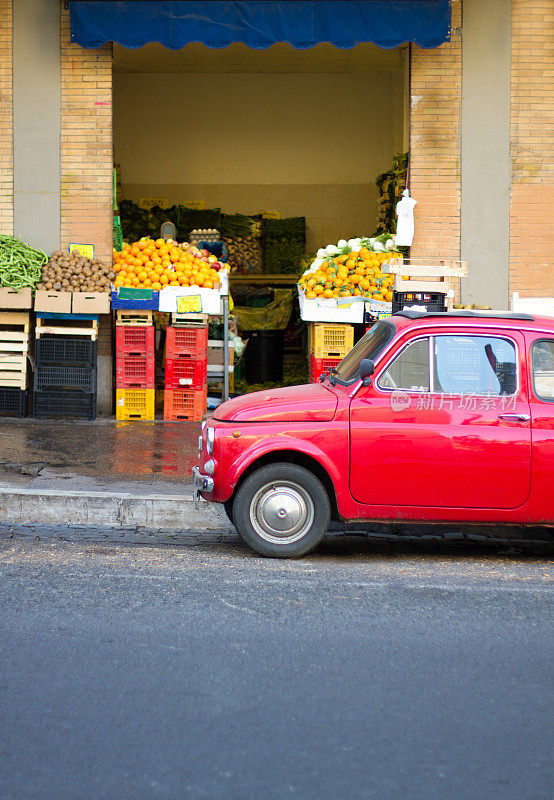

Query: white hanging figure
395;189;417;247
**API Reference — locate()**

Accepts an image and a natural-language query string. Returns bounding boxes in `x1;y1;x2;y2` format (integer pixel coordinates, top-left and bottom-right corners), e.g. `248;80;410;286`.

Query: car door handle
498;413;530;422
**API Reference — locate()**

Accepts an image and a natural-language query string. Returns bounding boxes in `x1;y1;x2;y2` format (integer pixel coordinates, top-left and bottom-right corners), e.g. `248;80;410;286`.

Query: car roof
390;310;554;334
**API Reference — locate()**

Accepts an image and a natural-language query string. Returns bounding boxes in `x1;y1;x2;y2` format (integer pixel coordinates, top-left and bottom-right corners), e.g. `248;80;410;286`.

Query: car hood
213;383;338;423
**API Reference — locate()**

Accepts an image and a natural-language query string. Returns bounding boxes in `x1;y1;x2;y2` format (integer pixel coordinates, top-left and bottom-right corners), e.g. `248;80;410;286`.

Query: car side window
378;337;430;392
531;339;554;401
433;335;516;396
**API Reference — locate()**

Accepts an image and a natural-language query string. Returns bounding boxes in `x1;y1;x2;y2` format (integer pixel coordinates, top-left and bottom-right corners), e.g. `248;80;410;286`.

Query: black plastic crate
33;389;96;420
34;337;97;367
34;365;96;393
392;291;447;314
0;387;27;417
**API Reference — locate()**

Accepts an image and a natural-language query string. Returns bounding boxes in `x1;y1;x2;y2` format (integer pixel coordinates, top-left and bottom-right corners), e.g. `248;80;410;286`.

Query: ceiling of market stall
113;41;406;73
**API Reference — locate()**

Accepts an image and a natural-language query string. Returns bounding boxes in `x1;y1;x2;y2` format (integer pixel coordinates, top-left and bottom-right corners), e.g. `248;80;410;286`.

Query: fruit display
112;238;228;291
298;234;402;301
37;249;114;293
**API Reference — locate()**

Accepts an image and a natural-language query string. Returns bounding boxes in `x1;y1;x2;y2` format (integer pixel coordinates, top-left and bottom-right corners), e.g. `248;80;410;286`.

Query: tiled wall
60;3;113;261
509;0;554;297
0;0;13;235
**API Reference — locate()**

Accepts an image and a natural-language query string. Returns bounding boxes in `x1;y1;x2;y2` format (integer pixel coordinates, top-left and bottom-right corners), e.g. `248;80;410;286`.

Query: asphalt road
0;528;552;800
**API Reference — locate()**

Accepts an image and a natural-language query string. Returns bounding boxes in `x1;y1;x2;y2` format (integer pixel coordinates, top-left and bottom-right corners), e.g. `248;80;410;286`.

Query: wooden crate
116;310;153;326
171;312;209;327
35;314;98;340
382;259;467;311
0;313;30;389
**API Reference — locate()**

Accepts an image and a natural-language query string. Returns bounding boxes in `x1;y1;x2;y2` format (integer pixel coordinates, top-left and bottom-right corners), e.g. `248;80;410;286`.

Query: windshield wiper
318;367;338;386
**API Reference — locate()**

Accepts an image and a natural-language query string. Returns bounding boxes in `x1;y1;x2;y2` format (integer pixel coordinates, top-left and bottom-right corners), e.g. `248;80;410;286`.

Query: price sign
177;295;202;313
69;243;94;259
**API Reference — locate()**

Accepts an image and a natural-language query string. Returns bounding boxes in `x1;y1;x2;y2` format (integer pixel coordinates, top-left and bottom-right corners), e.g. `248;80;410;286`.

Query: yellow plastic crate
116;388;155;420
311;323;354;358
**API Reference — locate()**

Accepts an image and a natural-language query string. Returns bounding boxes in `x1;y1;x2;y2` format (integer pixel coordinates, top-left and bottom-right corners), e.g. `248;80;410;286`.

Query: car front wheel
232;462;331;558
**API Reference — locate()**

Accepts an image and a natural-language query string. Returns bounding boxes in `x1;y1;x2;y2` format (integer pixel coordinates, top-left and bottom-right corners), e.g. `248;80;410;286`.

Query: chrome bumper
192;466;214;508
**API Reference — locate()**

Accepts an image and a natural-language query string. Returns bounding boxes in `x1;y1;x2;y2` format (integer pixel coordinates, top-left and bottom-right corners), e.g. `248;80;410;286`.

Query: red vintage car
193;311;554;557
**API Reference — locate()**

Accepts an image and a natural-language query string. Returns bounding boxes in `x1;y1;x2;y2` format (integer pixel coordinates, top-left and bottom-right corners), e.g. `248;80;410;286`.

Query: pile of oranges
299;248;400;301
112;238;224;292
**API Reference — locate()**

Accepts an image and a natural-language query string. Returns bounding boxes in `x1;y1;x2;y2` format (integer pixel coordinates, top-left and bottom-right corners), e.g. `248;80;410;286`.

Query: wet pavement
0;419;200;488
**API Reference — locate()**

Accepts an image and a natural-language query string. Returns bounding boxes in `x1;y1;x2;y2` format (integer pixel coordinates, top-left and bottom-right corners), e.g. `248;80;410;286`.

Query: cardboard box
34;291;72;314
72;292;110;315
0;287;33;309
208;339;234;366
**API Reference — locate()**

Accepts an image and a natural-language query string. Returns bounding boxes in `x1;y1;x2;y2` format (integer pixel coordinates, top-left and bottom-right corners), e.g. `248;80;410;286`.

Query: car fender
221;432;345;502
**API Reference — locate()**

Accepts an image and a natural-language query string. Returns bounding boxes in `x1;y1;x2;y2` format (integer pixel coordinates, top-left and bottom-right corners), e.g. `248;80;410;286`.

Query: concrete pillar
461;0;511;308
13;0;60;253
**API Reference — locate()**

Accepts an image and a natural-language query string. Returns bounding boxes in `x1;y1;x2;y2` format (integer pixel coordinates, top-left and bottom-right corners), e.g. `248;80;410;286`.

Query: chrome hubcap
250;481;314;544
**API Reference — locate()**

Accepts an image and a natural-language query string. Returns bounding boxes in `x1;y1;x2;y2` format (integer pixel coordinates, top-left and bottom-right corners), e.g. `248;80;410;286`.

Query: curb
0;485;229;531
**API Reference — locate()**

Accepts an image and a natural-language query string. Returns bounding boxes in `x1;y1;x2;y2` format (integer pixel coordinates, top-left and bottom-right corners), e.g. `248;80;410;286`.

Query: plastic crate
34;365;96;393
166;326;208;361
110;290;159;310
115;388;155;421
164;387;207;421
35;337;97;366
311;323;354;358
392;291;447;314
115;325;155;358
33;389;96;420
165;357;207;390
116;355;155;388
309;355;342;383
0;387;27;417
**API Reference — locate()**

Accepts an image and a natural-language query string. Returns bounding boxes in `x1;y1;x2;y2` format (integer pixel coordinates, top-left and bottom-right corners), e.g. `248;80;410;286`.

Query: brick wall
509;0;554;297
0;0;13;235
409;0;462;267
60;3;113;261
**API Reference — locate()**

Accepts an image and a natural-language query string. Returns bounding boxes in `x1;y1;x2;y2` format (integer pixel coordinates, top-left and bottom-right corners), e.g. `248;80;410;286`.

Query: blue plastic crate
110;290;159;310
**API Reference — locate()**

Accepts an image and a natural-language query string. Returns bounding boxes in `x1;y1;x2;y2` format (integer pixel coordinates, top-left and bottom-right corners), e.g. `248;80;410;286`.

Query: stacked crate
381;259;468;313
0;312;30;417
115;311;155;420
33;314;99;419
164;317;208;421
309;323;354;383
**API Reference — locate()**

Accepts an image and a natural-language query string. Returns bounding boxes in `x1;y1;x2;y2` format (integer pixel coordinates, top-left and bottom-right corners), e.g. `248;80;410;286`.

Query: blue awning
69;1;451;51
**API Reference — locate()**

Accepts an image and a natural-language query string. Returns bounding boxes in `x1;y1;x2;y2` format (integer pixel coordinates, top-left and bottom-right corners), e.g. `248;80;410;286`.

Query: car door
349;329;531;509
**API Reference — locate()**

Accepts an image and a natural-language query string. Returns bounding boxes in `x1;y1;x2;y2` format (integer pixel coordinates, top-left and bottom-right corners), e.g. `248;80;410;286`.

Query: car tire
232;462;331;558
223;498;235;526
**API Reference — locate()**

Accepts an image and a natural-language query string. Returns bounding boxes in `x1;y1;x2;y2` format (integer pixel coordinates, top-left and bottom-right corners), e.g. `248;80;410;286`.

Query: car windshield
332;321;395;384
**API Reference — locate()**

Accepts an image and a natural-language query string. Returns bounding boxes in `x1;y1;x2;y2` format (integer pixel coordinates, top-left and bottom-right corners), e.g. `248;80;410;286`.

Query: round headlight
206;426;215;455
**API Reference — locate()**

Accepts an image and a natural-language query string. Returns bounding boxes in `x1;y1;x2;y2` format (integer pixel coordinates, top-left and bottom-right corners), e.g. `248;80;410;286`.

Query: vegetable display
113;238;227;290
0;234;48;289
298;234;401;300
37;250;114;293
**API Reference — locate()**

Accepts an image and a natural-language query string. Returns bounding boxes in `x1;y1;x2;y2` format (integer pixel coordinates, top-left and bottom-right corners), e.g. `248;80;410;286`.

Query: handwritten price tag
69;243;94;259
177;295;202;313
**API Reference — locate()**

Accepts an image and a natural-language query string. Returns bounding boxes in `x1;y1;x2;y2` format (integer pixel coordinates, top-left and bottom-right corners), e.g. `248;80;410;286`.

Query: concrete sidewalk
0;418;229;531
0;475;229;531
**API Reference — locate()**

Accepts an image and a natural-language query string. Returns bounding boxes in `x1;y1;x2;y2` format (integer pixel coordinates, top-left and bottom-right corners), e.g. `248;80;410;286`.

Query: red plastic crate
309;355;342;383
164;387;207;421
115;325;155;358
165;358;207;390
166;326;208;361
116;355;155;388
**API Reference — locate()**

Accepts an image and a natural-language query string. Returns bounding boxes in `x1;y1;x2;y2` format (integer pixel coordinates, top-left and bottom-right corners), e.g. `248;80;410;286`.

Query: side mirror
359;359;375;387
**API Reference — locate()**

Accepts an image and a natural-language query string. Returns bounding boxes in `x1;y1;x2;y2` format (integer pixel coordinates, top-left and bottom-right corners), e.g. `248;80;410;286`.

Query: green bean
0;234;47;290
